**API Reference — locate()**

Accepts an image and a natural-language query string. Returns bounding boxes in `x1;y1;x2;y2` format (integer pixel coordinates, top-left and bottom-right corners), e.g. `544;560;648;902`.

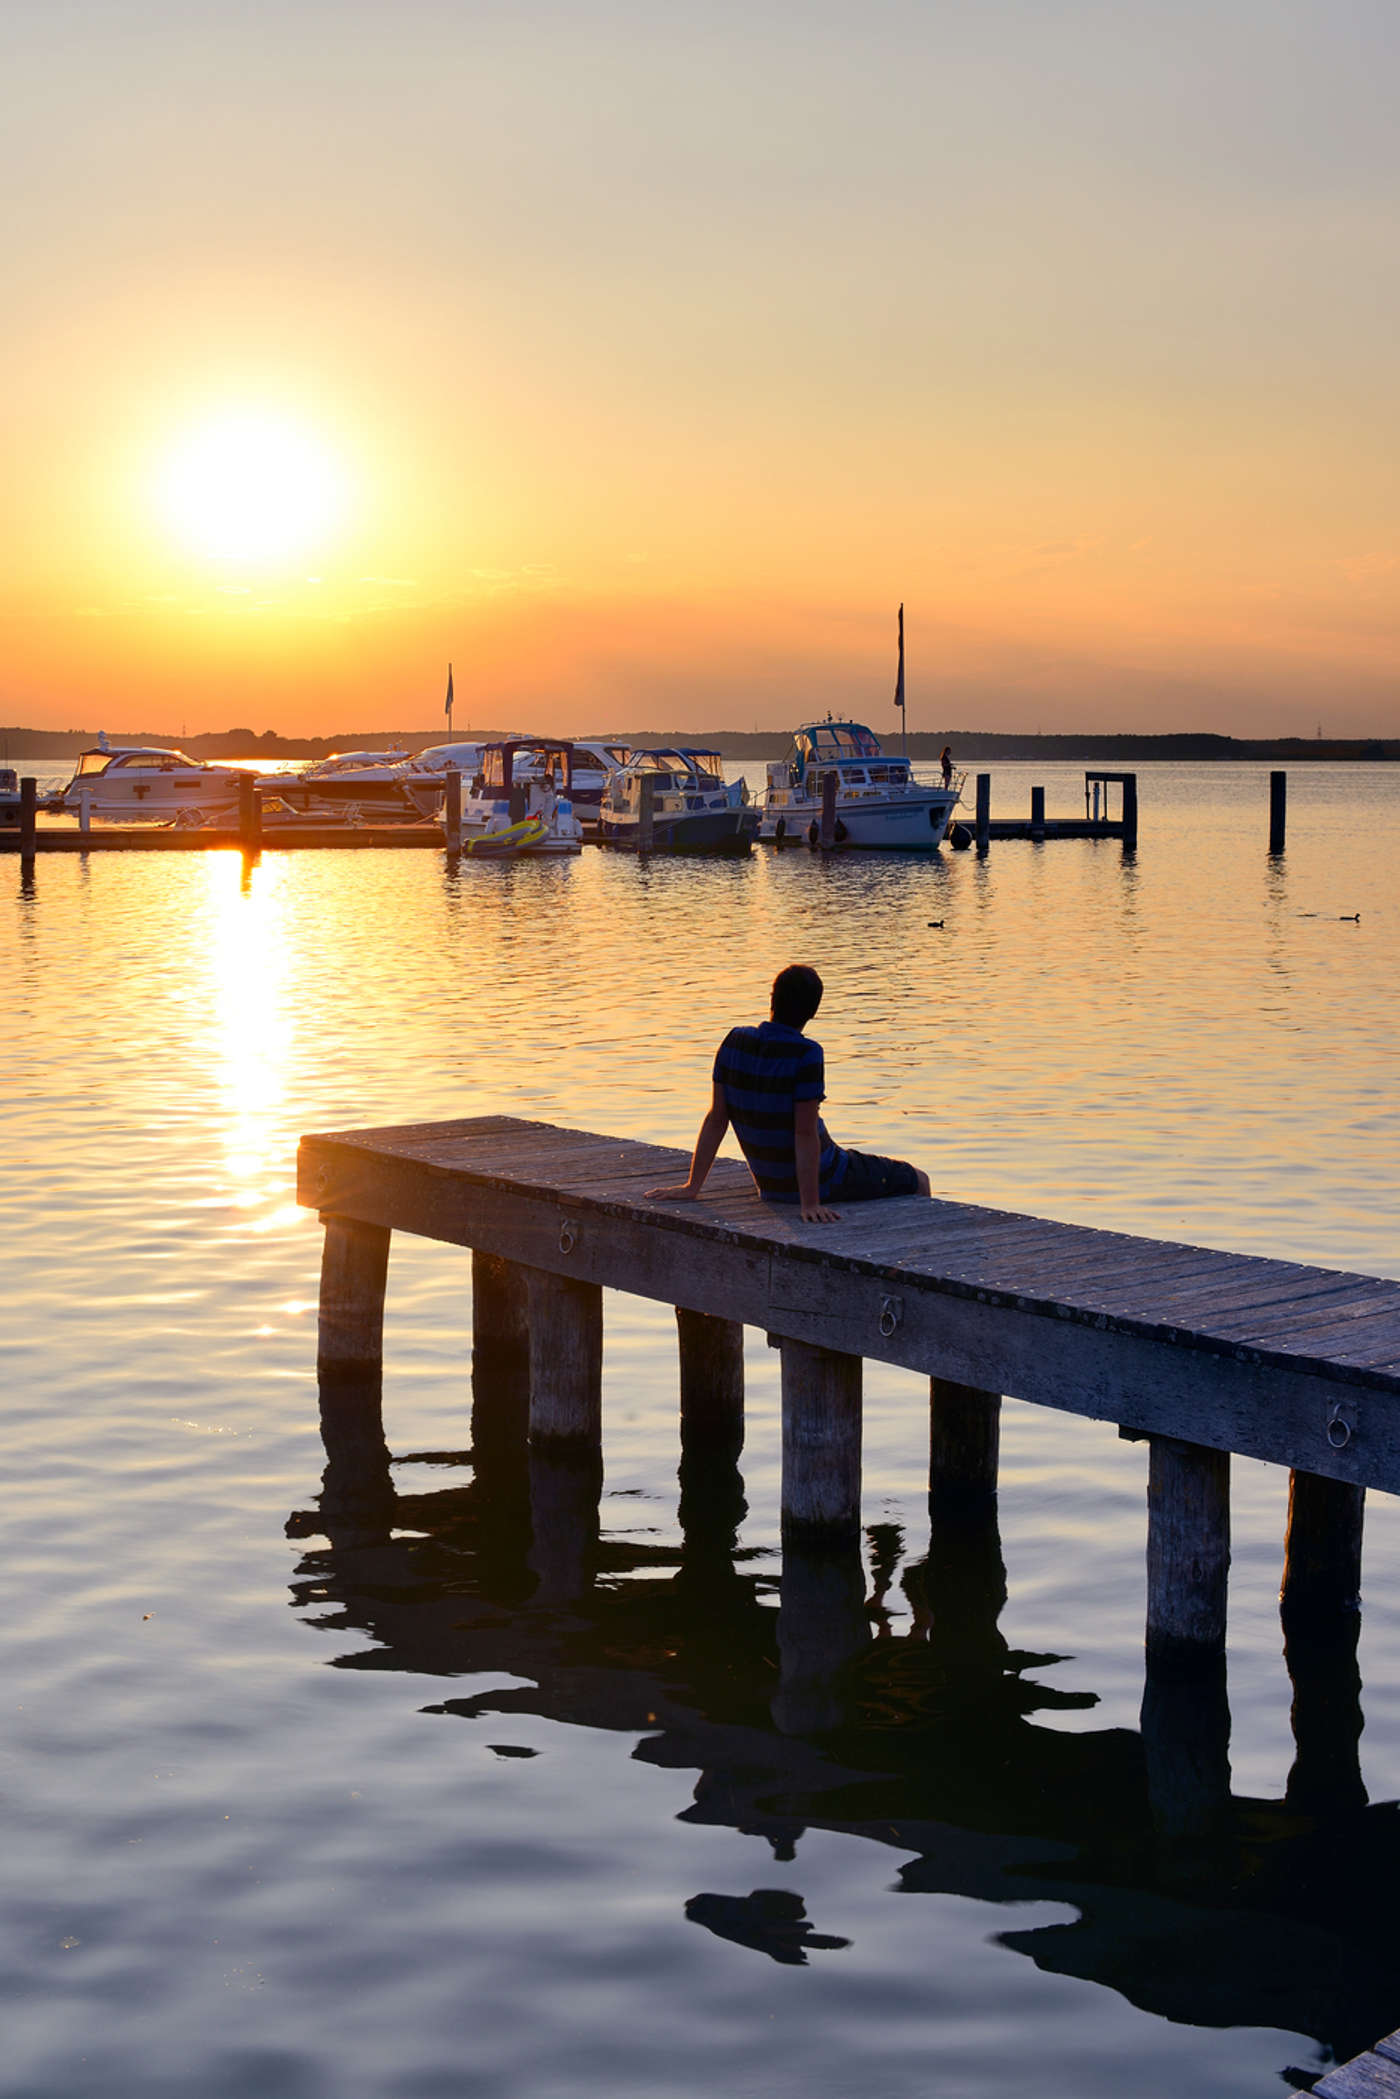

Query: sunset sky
5;0;1397;737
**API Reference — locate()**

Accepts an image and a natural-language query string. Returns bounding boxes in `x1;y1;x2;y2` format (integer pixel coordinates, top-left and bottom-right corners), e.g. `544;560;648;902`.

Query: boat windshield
677;749;724;779
799;723;882;763
75;751;116;777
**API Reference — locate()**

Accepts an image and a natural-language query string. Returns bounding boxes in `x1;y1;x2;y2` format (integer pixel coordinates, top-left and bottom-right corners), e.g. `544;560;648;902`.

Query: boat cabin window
867;763;904;783
76;751;115;776
844;768;867;784
685;752;724;780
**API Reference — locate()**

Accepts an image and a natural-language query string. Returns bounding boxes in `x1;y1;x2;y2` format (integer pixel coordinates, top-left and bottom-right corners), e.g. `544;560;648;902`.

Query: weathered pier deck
1317;2030;1400;2096
300;1114;1400;1644
1;820;447;852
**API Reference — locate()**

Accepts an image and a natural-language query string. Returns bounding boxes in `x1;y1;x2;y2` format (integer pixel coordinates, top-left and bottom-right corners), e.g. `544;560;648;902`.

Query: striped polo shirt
713;1021;848;1204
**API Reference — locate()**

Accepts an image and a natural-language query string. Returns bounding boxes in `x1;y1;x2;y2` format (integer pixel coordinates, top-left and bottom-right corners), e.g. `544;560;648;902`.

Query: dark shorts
830;1149;921;1202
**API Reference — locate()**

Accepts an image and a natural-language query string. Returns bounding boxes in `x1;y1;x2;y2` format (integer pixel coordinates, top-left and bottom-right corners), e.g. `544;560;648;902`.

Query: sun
156;410;350;563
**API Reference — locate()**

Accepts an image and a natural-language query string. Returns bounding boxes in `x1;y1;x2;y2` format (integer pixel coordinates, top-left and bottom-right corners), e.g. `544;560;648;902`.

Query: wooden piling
1281;1468;1365;1625
19;777;36;864
238;773;261;853
1121;772;1138;849
1030;784;1046;841
78;788;92;834
316;1215;392;1380
975;772;990;854
779;1338;862;1538
928;1379;1000;1509
676;1307;744;1461
819;769;838;850
444;765;462;853
637;772;655;853
1145;1435;1230;1662
1269;769;1287;854
523;1266;603;1448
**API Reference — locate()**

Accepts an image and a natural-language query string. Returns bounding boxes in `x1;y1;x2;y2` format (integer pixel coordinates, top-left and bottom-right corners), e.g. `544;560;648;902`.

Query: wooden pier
1317;2031;1400;2096
299;1115;1400;1647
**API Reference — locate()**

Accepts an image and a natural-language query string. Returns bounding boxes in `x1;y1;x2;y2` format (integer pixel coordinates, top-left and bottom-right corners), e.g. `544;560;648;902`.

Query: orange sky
4;1;1397;737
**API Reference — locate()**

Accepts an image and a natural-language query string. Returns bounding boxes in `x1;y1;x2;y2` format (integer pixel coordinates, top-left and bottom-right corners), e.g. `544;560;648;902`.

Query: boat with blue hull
757;719;961;849
597;747;759;854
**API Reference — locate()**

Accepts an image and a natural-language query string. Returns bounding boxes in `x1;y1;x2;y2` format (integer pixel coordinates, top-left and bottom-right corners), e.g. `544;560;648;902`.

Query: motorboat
757;719;962;849
458;740;585;855
597;748;759;854
514;738;631;817
397;742;487;818
49;743;245;820
0;767;20;827
271;749;421;819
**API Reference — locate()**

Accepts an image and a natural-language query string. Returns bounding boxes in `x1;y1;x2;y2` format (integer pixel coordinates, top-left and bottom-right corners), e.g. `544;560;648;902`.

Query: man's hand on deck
647;1183;700;1201
800;1203;841;1224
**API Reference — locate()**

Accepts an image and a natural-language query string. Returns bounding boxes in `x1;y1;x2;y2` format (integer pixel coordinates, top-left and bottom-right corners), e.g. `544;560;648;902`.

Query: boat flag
444;663;454;719
893;605;905;710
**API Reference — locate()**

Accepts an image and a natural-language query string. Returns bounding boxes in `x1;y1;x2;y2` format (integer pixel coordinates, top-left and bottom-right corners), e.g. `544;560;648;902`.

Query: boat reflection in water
289;1356;1394;2060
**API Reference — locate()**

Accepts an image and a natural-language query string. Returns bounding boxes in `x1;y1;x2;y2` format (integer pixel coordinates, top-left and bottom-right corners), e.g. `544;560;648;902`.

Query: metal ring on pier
879;1295;903;1338
559;1220;577;1255
1326;1404;1354;1451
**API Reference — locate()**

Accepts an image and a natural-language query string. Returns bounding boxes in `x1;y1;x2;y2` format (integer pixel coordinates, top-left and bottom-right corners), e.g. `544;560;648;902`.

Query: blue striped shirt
713;1022;848;1204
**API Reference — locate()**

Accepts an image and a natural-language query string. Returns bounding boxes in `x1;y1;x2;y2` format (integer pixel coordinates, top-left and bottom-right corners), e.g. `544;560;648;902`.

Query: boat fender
833;818;848;844
949;823;972;851
774;816;786;841
807;821;820;848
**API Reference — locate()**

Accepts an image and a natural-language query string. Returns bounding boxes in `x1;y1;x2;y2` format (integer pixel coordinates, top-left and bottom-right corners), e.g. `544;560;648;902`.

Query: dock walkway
300;1114;1399;1662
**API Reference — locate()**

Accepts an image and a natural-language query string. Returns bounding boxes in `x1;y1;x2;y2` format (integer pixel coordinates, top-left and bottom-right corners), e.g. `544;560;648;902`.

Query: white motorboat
458;740;585;855
597;748;759;854
50;742;245;820
398;742;487;818
757;720;961;849
516;738;631;817
272;749;421;819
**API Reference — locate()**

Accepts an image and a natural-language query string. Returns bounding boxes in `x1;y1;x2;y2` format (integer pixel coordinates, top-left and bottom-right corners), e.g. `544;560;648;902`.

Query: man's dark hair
771;964;823;1030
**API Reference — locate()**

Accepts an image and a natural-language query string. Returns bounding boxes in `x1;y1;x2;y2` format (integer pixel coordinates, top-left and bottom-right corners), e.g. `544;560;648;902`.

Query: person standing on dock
646;964;931;1224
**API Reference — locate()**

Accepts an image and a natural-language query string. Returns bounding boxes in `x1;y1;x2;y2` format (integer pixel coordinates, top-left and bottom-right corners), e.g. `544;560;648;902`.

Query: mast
893;604;906;759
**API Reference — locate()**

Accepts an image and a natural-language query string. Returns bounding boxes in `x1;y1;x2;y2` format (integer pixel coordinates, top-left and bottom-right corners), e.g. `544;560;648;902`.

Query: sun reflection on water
206;854;295;1217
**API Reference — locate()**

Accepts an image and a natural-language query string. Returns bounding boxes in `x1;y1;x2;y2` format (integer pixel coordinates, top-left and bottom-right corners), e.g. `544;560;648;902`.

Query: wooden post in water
1281;1470;1367;1814
316;1215;391;1382
1121;772;1138;849
676;1307;744;1462
975;772;990;854
78;788;92;834
523;1266;603;1450
471;1250;531;1469
19;777;36;865
779;1338;862;1538
819;768;838;850
928;1379;1001;1508
238;773;261;853
1269;770;1287;854
637;771;655;854
1145;1435;1230;1662
1030;784;1046;841
444;765;462;852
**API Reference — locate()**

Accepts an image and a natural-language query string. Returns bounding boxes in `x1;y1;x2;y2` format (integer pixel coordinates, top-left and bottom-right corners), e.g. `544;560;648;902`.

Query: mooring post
238;773;261;853
444;765;462;852
1281;1473;1367;1814
975;772;990;854
19;776;36;865
637;771;655;853
1030;784;1046;841
928;1379;1001;1509
819;769;838;851
1145;1435;1230;1662
317;1215;392;1382
1269;769;1287;854
78;788;92;835
676;1307;744;1463
779;1338;862;1539
524;1266;603;1450
1121;772;1139;850
471;1251;531;1476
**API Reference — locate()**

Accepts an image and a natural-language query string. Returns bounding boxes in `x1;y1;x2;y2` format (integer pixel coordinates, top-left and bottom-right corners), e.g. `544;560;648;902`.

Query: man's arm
646;1084;730;1200
793;1097;840;1224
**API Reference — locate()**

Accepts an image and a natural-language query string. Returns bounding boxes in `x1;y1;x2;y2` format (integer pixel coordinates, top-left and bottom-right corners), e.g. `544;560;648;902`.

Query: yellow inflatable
462;815;548;857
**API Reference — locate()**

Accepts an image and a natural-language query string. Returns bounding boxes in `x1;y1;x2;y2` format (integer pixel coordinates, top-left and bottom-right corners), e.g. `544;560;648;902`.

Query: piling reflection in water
292;1368;1400;2066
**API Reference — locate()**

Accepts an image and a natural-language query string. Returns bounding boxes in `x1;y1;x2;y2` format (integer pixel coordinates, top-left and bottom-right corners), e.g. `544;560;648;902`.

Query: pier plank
300;1116;1400;1492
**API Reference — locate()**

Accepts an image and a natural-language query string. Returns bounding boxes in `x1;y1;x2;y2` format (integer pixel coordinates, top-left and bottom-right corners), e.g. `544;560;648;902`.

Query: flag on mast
444;663;454;722
893;605;905;710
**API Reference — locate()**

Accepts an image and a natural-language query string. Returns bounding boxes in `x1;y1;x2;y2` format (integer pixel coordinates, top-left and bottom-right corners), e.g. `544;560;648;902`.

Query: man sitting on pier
647;964;931;1224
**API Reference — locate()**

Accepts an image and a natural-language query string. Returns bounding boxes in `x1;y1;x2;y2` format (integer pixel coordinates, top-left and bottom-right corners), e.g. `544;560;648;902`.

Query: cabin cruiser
397;742;487;818
271;749;421;818
757;720;961;849
597;748;758;854
50;743;245;819
516;738;631;817
459;740;585;855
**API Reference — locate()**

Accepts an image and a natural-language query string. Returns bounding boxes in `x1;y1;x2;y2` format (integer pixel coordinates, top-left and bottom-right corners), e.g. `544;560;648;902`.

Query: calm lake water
5;759;1399;2099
